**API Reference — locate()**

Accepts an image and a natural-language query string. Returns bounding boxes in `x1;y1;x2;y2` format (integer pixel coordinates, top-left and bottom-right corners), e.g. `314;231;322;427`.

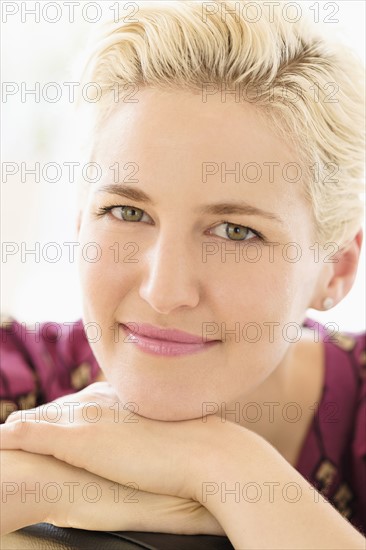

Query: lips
121;322;218;344
119;322;220;357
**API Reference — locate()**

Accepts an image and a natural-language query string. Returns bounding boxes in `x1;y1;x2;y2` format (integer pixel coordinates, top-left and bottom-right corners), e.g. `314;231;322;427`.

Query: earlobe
309;228;363;311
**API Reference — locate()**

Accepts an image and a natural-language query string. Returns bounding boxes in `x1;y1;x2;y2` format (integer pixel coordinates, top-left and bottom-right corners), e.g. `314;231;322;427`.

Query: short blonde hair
79;0;365;248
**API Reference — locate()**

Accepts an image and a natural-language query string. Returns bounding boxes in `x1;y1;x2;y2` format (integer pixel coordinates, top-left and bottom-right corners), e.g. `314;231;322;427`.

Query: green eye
119;206;144;222
226;224;250;241
210;222;256;242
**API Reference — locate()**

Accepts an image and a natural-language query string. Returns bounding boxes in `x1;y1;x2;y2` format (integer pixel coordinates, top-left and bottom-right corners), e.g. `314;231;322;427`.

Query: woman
1;1;365;547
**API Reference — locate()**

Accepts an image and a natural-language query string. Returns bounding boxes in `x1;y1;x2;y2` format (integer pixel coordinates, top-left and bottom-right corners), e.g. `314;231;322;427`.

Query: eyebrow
96;184;284;224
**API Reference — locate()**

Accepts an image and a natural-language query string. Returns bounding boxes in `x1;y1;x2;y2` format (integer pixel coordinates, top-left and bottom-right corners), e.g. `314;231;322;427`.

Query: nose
139;232;200;314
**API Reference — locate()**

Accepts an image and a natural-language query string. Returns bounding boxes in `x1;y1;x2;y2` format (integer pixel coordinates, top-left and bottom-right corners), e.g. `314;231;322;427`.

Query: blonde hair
78;0;365;248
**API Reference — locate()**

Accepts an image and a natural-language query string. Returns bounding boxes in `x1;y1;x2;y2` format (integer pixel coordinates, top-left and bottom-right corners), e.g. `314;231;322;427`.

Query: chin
112;383;206;422
136;406;205;422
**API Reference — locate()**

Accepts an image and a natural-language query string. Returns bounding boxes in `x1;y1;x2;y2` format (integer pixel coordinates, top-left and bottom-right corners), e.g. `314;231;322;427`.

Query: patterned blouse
0;315;365;535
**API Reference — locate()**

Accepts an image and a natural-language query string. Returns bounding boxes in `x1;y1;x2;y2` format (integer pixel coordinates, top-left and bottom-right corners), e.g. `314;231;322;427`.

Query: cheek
210;257;303;372
212;251;296;322
77;226;137;308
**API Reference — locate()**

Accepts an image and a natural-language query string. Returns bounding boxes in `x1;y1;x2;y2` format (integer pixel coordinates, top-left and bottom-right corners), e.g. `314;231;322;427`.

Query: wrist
190;418;266;504
185;414;245;502
1;450;52;534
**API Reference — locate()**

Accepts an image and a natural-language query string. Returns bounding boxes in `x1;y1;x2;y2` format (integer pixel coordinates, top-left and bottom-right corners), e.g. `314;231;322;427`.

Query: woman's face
77;88;323;421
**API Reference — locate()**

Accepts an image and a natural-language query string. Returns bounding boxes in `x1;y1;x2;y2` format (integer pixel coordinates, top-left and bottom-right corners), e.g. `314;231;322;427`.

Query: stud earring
322;297;334;310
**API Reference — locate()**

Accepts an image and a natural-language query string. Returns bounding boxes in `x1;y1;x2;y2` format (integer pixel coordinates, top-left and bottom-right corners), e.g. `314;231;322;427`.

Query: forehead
96;87;298;164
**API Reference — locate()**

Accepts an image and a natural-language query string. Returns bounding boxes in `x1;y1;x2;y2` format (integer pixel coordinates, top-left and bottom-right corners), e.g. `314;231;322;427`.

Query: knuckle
8;416;33;439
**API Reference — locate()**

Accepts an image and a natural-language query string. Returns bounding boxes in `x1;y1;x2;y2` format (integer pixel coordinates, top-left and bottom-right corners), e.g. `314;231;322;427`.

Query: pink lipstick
120;322;220;357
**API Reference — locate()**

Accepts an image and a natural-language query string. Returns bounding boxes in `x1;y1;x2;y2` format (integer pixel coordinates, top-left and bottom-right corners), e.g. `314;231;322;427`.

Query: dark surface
0;523;235;549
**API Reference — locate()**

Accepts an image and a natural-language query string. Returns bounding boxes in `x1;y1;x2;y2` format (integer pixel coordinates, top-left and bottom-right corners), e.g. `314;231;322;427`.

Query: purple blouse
1;314;365;535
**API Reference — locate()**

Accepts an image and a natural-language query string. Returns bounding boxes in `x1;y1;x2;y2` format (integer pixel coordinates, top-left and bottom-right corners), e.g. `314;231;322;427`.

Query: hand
0;450;225;537
0;382;222;502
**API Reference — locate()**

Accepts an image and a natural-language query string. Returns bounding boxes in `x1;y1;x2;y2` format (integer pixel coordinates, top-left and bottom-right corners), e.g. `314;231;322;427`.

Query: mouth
119;323;221;357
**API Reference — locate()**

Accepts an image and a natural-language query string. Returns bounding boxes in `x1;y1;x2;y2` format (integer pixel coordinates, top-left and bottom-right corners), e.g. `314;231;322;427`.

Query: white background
1;1;365;330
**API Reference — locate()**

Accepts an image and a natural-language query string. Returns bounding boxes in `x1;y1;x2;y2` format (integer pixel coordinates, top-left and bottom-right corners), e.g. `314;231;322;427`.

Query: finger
0;420;78;465
5;403;68;425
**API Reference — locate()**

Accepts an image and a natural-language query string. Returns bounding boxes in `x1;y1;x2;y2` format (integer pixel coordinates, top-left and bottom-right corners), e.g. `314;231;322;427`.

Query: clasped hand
0;382;226;536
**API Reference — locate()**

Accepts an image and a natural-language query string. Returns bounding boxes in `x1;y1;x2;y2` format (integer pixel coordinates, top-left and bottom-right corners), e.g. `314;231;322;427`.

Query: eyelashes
95;204;266;243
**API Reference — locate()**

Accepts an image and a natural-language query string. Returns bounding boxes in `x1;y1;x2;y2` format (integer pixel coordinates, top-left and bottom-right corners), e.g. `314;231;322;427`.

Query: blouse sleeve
0;314;102;423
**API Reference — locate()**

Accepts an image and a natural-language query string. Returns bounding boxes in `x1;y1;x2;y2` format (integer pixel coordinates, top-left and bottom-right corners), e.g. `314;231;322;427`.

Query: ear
309;228;363;310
